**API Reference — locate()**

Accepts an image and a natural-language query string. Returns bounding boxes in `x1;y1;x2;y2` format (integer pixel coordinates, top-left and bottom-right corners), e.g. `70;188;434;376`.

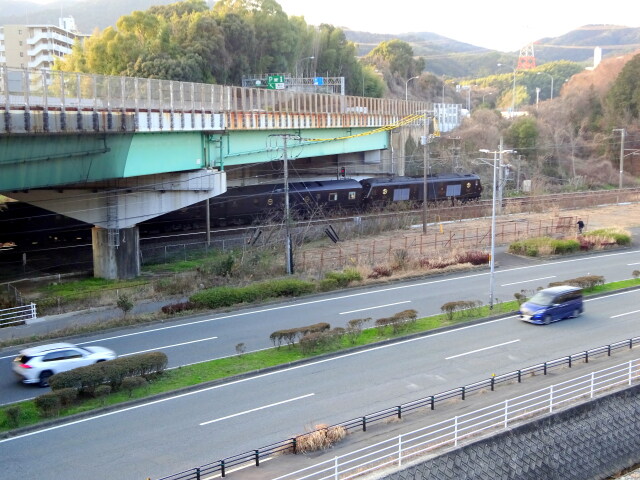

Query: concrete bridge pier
92;226;140;279
8;169;226;280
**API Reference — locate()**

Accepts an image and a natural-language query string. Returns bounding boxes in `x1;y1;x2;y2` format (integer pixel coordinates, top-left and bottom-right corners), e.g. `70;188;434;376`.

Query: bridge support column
92;226;140;279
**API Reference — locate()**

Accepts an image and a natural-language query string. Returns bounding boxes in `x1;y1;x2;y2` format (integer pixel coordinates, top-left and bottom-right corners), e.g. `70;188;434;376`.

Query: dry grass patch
294;424;348;453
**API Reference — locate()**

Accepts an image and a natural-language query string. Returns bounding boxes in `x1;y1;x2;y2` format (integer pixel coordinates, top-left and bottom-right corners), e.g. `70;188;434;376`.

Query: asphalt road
1;249;640;479
1;247;639;406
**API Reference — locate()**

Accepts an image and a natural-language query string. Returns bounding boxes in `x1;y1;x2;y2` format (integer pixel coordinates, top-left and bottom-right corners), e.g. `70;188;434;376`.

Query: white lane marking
10;248;636;354
119;336;218;357
340;301;411;315
199;393;315;426
445;339;520;360
0;315;518;443
501;276;556;287
628;262;640;266
610;309;640;319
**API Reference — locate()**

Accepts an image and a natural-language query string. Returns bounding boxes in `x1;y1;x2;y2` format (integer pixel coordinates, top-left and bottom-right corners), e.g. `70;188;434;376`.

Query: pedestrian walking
577;219;585;234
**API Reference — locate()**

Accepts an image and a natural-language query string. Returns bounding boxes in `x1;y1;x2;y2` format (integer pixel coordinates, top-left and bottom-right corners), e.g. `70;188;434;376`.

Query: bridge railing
0;66;442;134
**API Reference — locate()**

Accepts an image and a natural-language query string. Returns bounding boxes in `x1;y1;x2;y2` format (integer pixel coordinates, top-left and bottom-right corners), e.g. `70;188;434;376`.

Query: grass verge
2;278;640;434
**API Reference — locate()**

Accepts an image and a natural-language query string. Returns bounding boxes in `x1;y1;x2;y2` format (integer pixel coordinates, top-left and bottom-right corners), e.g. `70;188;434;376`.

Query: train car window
393;188;410;201
348;191;356;200
329;193;338;201
446;184;462;197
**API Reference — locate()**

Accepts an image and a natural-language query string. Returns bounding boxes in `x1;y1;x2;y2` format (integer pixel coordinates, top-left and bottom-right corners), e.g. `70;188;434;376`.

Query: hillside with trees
448;51;640;193
49;0;640;193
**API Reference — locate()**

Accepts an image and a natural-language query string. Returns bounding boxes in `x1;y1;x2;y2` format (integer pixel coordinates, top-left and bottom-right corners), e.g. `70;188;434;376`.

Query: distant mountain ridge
0;0;212;32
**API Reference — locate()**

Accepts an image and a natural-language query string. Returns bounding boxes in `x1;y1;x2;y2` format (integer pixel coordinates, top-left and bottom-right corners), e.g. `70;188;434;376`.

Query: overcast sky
276;0;639;52
24;0;640;52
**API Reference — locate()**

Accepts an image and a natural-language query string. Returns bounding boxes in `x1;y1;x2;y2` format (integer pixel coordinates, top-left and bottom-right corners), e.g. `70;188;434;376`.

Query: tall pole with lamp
479;146;513;309
405;75;419;102
537;72;554;100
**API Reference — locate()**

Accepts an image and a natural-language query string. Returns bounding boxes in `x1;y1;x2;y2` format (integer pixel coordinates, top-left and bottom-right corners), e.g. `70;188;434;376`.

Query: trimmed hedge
190;278;315;309
49;352;168;393
548;275;605;289
441;300;483;321
270;322;330;348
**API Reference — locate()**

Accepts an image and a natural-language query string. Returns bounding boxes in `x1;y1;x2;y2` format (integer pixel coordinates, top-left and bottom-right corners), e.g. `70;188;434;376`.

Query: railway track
2;188;640;281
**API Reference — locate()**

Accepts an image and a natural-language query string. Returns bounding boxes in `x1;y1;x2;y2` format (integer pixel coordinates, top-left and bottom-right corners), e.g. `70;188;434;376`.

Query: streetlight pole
405;75;419;102
537;72;554;100
479;146;513;309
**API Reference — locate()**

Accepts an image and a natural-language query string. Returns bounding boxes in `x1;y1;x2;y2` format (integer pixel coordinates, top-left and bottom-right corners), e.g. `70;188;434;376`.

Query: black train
0;173;482;247
361;173;483;207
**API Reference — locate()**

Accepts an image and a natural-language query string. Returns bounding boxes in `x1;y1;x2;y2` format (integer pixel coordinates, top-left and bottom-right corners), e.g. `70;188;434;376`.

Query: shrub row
324;269;362;287
190;278;315;309
374;309;418;334
441;300;483;321
298;328;345;354
584;228;632;246
49;352;168;393
548;275;605;289
509;237;580;257
162;301;197;315
368;266;393;279
270;322;331;348
455;250;491;266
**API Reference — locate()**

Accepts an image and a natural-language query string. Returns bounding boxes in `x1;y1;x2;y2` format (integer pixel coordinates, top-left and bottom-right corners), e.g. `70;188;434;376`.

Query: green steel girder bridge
0;67;462;279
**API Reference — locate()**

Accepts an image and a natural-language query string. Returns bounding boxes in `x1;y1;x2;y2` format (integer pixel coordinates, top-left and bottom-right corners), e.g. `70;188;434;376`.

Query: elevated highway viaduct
0;67;462;279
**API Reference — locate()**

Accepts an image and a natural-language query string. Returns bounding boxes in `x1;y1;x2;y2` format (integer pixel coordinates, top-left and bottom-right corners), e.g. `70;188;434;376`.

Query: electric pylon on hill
517;42;536;70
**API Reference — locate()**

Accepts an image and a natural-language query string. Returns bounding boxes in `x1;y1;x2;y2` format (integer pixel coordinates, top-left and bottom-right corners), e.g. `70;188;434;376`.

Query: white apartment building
0;17;88;70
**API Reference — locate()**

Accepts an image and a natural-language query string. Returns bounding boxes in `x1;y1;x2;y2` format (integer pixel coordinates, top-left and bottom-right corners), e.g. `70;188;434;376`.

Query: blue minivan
518;285;583;325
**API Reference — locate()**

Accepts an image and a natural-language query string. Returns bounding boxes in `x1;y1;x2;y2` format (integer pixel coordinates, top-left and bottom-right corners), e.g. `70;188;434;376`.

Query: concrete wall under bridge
381;384;640;480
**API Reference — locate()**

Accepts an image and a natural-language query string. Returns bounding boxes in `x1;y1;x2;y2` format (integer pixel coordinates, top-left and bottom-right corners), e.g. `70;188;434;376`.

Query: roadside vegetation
2;274;640;435
508;228;631;257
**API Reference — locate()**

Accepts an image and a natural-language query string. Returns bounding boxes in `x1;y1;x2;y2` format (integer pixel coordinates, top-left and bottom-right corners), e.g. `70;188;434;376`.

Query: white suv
12;342;117;387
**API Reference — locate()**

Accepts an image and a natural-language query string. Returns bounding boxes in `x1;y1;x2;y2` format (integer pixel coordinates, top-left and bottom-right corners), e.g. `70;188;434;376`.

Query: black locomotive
0;173;482;248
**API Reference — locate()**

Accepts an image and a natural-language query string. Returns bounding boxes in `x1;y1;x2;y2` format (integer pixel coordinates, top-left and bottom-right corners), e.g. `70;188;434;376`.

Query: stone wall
382;385;640;480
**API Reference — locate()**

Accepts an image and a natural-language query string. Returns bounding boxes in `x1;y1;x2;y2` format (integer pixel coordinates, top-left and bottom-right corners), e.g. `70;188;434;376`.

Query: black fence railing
154;335;640;480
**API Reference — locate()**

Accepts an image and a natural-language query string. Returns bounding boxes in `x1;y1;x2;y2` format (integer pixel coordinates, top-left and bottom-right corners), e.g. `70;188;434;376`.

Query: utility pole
283;135;293;274
422;114;429;234
613;128;625;190
497;137;504;215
